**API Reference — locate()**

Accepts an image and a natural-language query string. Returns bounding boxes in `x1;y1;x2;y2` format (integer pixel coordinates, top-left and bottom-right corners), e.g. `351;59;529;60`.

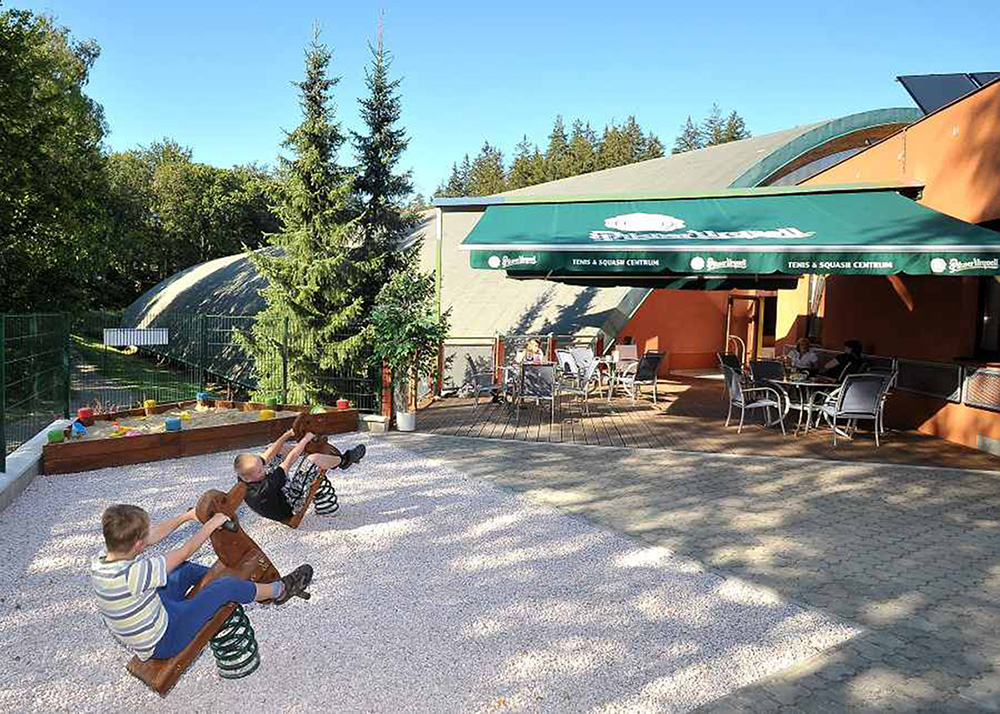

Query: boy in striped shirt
91;504;313;661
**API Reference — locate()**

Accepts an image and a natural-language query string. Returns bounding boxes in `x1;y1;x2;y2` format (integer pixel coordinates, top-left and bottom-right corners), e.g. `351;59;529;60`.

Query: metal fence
1;314;70;471
2;311;380;471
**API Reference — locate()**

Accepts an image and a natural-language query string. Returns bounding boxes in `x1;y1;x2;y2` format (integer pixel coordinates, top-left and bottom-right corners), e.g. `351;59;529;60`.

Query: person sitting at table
518;338;545;364
787;337;819;373
821;339;865;381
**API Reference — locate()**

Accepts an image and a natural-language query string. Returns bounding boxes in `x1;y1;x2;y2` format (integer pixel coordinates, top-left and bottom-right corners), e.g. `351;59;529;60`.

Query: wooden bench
126;484;280;695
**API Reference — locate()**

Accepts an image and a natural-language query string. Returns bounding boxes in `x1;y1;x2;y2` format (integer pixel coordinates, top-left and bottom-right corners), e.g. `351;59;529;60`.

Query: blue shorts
152;561;256;659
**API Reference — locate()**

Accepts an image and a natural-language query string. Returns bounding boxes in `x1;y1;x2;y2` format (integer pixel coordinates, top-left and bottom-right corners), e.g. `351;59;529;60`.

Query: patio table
767;377;839;435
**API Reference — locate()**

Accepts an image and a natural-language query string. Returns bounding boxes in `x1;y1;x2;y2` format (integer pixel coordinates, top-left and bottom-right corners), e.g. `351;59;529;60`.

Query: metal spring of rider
209;603;260;680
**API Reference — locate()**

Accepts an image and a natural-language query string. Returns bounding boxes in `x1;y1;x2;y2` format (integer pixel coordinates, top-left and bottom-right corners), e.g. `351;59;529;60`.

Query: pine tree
545;115;571;180
701;104;727;147
242;28;363;404
352;26;418;293
567;119;598;175
672;116;703;154
507;135;537;189
722;110;751;143
642;133;665;160
621;116;645;164
467;142;506;195
598;121;629;169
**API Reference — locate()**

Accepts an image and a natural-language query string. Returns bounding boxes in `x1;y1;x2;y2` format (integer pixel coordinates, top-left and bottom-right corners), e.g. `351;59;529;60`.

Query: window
977;277;1000;356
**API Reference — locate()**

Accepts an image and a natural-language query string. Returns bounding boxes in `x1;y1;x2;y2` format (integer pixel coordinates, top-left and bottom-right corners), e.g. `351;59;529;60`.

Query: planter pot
336;399;350;409
396;410;416;432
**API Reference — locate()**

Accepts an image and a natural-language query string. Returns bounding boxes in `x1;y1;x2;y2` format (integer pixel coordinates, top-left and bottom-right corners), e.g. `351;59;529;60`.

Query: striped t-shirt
90;553;169;660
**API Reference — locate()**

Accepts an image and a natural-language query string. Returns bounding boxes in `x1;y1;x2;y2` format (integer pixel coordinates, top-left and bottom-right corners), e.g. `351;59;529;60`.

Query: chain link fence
2;312;380;471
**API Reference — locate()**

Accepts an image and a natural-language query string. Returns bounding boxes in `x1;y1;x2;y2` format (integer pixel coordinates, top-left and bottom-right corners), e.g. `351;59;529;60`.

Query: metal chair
717;352;742;372
615;352;664;403
557;357;600;415
810;373;891;446
555;349;580;385
521;363;557;423
463;354;501;406
722;366;786;435
749;359;784;385
569;347;601;394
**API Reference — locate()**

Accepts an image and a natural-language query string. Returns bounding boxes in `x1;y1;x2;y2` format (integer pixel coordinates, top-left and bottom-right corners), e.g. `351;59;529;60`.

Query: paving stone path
390;433;1000;713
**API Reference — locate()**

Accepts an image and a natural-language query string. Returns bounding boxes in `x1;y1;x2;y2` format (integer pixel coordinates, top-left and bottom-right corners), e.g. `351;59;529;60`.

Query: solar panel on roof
897;74;978;114
971;72;1000;87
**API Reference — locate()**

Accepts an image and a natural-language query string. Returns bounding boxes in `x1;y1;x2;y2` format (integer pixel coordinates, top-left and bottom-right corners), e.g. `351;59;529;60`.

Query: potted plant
370;270;450;431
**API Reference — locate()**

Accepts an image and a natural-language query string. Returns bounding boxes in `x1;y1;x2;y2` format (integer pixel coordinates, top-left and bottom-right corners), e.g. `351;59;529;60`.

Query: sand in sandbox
76;407;300;441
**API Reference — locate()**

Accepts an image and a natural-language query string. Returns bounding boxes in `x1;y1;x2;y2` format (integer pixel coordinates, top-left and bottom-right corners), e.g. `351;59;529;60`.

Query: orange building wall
784;81;1000;451
619;289;730;374
803;82;1000;224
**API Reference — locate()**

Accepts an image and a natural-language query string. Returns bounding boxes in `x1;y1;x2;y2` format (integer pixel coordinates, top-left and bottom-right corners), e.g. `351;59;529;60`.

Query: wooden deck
417;377;1000;472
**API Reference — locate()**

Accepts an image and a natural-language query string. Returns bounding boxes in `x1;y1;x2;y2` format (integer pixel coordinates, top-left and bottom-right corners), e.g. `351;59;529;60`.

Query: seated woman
787;337;819;373
521;338;545;364
822;339;865;381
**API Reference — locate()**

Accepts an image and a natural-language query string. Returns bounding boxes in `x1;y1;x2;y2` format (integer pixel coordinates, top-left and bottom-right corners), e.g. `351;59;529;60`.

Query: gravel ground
0;435;860;713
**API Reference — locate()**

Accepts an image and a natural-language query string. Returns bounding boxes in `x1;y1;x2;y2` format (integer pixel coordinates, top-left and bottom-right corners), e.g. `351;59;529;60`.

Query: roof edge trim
728;108;924;188
433;181;923;209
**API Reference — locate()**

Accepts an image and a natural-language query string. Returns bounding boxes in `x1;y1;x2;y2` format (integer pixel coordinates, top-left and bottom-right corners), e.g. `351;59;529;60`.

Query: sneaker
274;564;314;604
338;443;366;470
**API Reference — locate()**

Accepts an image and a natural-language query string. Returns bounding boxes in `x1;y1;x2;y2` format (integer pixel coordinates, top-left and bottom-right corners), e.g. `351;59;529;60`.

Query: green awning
460;186;1000;278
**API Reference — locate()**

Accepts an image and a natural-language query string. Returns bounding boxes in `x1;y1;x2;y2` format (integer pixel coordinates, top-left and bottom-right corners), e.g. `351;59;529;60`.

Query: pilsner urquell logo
690;256;748;271
591;213;815;242
930;257;1000;274
487;255;537;269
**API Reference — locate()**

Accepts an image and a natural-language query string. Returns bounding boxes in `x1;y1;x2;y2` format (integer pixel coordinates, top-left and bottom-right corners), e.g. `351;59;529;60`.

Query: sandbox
42;400;358;475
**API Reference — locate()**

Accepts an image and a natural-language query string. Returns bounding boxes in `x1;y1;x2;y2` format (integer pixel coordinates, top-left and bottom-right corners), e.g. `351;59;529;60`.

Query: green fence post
1;315;6;473
63;313;71;419
281;317;289;405
199;315;208;391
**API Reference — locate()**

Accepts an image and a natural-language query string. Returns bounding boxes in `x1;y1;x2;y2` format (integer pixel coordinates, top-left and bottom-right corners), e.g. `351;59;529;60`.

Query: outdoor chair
810;373;891;446
463;354;501;406
555;349;580;385
520;363;557;423
615;351;664;403
614;344;638;364
722;365;786;435
557;356;600;415
749;359;785;385
570;347;601;393
717;352;742;372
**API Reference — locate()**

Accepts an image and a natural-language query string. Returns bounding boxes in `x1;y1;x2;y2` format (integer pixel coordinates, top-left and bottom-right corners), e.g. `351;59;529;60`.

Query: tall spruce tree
243;28;363;404
672;116;703;154
467;142;506;195
352;26;418;292
567;120;599;175
545;115;571;180
508;135;537;189
722;110;751;143
701;104;727;147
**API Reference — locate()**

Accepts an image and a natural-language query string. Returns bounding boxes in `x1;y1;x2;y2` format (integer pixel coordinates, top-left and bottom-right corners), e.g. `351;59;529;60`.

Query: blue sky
18;0;1000;197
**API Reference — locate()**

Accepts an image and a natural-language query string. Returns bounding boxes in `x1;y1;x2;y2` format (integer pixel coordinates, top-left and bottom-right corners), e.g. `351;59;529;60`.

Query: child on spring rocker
91;504;313;661
234;429;366;522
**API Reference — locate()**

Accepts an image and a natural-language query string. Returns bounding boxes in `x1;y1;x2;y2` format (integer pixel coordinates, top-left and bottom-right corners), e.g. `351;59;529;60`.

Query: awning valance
460;187;1000;278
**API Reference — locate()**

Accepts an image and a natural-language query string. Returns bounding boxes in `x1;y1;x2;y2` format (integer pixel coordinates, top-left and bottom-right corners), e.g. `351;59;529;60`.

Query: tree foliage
432;113;668;198
672;105;751;154
0;8;108;312
242;29;362;404
369;269;450;409
351;27;420;305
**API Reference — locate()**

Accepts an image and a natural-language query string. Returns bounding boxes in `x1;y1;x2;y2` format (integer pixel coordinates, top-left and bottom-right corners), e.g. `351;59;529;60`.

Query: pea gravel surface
0;435;860;713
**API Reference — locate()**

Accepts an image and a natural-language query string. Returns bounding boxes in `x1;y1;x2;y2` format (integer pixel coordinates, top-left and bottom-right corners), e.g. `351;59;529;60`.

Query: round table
766;377;839;435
